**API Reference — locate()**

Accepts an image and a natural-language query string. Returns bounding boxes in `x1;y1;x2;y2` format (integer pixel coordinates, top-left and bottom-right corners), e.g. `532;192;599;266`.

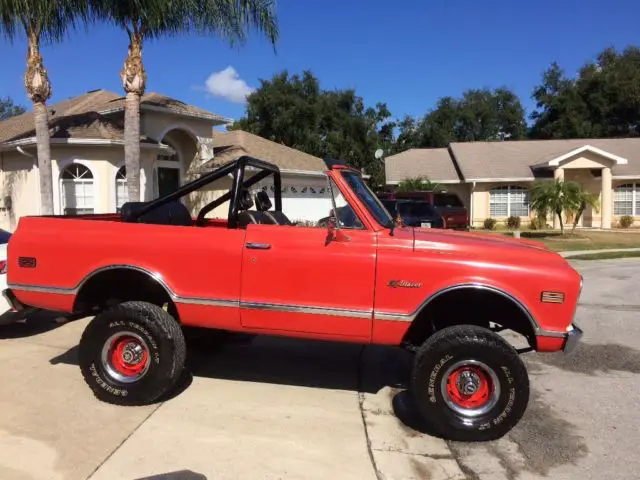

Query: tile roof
384;148;461;182
201;130;326;173
0;89;225;145
98;92;228;122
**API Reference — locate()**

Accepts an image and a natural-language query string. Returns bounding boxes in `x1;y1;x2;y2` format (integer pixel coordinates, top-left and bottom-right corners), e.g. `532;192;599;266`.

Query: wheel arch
401;284;539;349
73;265;179;320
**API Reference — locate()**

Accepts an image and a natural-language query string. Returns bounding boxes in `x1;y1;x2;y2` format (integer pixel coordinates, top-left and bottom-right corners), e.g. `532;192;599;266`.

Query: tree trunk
33;102;54;215
124;92;141;202
557;210;564;235
121;30;146;202
572;204;586;233
24;31;54;215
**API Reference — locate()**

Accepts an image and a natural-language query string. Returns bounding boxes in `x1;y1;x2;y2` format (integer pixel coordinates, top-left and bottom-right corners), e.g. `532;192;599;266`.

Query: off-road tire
411;325;529;441
79;301;186;406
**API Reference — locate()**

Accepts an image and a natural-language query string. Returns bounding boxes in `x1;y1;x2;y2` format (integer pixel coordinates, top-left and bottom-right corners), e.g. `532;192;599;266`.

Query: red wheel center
110;336;149;377
446;366;492;409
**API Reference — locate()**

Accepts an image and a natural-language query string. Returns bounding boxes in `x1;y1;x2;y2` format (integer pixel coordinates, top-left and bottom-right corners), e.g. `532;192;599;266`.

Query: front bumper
562;324;583;354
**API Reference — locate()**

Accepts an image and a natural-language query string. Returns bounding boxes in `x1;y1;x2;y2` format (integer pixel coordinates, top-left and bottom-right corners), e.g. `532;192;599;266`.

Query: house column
601;167;612;229
553;168;564;230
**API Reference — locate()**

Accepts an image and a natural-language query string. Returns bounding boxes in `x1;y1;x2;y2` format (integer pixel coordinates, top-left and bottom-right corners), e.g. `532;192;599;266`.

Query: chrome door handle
246;242;271;250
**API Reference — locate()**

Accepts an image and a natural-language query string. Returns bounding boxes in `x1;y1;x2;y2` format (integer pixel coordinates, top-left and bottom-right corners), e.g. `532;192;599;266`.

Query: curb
560;247;640;258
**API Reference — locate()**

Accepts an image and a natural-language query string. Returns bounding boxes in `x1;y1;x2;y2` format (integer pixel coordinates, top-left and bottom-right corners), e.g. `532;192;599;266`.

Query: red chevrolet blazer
2;156;582;442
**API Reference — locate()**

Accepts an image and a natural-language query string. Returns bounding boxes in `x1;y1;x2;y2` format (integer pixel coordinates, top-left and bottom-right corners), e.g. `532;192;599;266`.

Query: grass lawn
474;229;640;252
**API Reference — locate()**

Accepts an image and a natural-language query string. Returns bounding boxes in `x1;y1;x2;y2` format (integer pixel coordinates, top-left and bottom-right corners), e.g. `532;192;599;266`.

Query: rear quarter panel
8;217;245;329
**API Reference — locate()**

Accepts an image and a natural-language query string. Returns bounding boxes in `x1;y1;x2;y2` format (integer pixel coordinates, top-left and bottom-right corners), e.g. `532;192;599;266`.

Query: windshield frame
340;171;394;229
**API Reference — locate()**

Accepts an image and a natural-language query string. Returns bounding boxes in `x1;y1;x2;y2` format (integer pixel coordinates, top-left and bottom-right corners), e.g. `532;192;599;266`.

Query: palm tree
397;176;442;193
530;180;581;235
571;188;600;233
0;0;90;215
93;0;278;202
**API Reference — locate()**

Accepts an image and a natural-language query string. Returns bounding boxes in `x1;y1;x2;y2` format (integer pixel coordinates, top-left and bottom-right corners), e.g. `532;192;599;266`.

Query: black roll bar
128;155;282;227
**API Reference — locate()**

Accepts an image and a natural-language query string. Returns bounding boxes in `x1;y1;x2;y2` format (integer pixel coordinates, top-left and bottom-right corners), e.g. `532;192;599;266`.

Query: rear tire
79;301;186;406
411;325;529;441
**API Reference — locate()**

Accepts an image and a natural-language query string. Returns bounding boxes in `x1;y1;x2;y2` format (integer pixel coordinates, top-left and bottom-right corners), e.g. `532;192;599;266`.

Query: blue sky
1;0;639;126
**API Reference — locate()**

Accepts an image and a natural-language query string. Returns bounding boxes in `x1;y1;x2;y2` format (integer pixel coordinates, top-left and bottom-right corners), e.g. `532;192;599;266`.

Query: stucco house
385;138;640;229
0;90;331;231
195;130;331;222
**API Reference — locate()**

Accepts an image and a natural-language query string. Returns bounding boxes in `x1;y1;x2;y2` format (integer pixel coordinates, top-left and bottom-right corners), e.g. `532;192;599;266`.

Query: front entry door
157;167;181;197
240;224;377;340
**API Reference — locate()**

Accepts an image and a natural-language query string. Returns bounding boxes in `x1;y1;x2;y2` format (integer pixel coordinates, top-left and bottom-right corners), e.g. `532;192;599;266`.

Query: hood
412;228;565;265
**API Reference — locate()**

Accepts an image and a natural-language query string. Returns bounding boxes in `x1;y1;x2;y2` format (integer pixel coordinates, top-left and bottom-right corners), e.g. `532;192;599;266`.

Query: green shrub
619;215;634;228
529;216;548;230
506;216;521;230
483;218;497;230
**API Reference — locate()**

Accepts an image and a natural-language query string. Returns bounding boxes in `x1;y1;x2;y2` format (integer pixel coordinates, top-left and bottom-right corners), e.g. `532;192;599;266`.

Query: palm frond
0;0;92;43
91;0;278;44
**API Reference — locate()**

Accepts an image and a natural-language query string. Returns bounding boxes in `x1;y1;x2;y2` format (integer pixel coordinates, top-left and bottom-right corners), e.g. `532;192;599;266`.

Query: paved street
450;258;640;480
0;258;639;479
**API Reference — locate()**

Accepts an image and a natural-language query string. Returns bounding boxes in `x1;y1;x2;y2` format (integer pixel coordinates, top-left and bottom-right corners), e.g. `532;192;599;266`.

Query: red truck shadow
48;333;412;396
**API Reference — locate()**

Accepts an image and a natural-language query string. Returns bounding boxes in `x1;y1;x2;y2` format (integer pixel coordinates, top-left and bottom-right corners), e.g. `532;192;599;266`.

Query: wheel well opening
402;288;537;349
73;269;178;320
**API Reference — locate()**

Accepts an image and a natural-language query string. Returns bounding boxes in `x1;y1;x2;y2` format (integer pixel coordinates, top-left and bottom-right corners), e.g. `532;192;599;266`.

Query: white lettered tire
411;325;529;441
79;301;186;405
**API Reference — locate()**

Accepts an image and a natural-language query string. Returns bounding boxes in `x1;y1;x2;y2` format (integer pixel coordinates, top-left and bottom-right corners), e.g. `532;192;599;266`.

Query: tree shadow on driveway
49;332;413;396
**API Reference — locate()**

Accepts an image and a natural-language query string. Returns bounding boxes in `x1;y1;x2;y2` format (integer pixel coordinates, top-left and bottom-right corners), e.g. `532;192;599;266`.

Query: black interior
236;189;292;228
121;201;193;226
118;156;292;229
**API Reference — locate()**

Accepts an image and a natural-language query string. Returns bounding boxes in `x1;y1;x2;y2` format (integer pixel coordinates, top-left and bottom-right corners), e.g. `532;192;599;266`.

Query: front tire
411;325;529;441
79;301;186;405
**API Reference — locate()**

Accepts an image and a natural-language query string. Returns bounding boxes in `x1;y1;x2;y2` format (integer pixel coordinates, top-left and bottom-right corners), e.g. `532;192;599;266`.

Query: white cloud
204;66;254;104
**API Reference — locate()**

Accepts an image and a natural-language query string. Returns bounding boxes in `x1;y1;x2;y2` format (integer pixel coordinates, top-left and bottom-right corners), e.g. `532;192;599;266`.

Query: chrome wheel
440;359;500;418
101;331;151;383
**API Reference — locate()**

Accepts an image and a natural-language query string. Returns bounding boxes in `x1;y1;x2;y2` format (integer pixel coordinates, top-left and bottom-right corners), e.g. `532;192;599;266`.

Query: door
239;223;377;339
157;167;181;197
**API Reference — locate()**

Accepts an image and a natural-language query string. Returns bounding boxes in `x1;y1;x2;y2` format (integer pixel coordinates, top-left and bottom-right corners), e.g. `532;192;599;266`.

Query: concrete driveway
0;315;461;479
1;258;638;479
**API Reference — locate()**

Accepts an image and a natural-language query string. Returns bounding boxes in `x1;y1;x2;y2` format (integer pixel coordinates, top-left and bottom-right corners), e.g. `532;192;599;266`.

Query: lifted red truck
2;156;582;441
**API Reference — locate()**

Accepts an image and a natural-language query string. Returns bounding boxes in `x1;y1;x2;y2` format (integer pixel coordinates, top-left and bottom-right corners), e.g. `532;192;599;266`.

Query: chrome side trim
7;283;76;295
178;297;239;308
241;301;373;319
8;265;239;309
374;311;413;322
374;283;541;333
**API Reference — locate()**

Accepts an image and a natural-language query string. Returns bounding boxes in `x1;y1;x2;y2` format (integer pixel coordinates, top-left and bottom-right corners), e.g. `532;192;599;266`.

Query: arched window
614;183;640;216
60;164;94;215
115;166;128;212
489;186;529;217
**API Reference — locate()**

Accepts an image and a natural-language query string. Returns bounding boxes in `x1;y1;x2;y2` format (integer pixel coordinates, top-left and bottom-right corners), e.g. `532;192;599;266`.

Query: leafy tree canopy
530;46;640;139
393;87;527;151
230;70;394;187
0;97;26;121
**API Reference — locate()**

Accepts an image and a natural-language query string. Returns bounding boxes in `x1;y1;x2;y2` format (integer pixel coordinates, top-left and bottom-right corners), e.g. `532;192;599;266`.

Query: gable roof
449;138;640;181
0;89;227;146
201;130;326;174
385;138;640;184
384;148;461;183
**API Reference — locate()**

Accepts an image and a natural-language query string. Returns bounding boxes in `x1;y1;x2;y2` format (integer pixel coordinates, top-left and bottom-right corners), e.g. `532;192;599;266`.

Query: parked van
378;191;468;229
